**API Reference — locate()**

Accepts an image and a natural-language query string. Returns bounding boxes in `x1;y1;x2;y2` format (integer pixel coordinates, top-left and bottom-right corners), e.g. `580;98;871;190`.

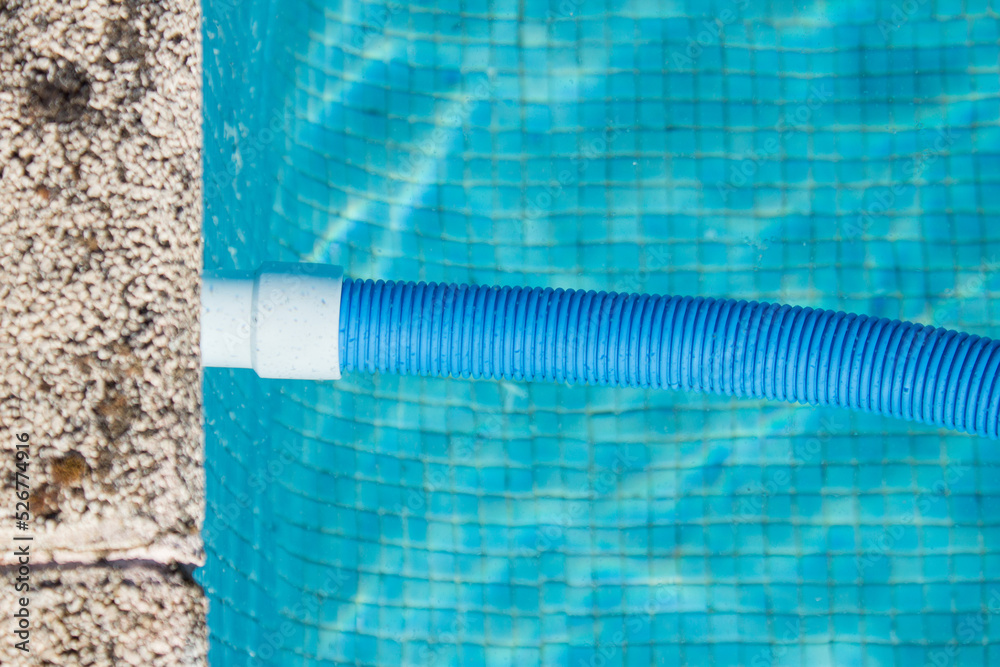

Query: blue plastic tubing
339;278;1000;439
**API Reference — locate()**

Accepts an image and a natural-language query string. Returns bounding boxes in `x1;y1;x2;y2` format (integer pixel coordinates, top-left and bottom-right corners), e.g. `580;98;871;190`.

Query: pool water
200;0;1000;665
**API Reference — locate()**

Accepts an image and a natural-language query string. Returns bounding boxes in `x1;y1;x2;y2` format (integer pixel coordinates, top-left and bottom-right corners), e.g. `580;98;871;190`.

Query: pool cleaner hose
202;263;1000;439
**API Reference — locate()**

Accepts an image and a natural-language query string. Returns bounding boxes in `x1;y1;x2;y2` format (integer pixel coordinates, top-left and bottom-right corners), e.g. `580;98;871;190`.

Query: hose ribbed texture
340;278;1000;439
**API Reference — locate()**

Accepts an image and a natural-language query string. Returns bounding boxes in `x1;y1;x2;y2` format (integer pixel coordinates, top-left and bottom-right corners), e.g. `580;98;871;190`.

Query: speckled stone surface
0;0;202;565
0;563;207;665
0;0;205;663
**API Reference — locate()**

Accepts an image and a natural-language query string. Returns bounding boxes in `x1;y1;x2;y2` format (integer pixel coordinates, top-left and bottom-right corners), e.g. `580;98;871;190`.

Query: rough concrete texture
0;0;205;663
0;0;203;564
0;563;207;665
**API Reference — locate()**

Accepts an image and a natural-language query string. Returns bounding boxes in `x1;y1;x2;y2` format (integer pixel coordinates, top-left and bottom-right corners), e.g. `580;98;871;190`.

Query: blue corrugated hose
339;278;1000;439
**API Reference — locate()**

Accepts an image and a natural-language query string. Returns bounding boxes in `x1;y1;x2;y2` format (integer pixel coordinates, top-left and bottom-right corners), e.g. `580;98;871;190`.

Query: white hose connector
201;262;344;380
